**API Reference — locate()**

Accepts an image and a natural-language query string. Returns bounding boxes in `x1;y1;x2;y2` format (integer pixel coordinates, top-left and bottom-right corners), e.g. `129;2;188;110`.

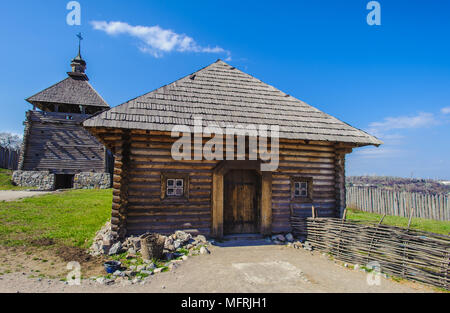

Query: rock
145;263;156;270
123;271;135;277
140;270;153;276
154;268;163;274
354;264;360;271
129;265;137;271
164;237;174;249
273;240;283;245
175;230;192;243
130;259;137;264
96;277;105;284
181;255;188;261
199;246;210;255
195;235;207;243
174;240;182;250
276;234;285;242
113;270;125;277
108;242;122;255
186;244;193;249
136;265;146;272
303;241;313;251
166;245;175;252
293;241;302;249
127;248;136;255
168;263;178;270
285;233;294;242
126;253;137;259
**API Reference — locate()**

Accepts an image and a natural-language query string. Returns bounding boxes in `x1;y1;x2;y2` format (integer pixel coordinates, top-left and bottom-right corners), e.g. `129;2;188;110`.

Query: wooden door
224;170;260;234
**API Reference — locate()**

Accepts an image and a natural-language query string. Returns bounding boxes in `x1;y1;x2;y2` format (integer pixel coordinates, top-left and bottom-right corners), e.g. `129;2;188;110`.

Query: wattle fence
346;186;449;221
291;216;450;290
0;146;19;170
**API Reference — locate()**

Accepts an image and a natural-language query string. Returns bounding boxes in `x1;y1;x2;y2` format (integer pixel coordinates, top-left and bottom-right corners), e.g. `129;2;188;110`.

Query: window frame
161;172;190;202
290;176;313;203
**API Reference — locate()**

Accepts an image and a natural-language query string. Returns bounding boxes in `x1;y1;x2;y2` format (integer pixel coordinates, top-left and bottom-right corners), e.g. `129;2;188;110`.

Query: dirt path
0;240;435;293
0;191;51;202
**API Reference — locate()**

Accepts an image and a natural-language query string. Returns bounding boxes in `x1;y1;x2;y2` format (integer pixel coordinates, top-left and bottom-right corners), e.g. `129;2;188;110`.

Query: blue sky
0;0;449;179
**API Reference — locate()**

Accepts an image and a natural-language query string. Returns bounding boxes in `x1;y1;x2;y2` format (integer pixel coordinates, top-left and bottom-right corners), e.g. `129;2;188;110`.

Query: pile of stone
88;222;212;285
89;221;114;256
267;233;313;251
89;222;211;257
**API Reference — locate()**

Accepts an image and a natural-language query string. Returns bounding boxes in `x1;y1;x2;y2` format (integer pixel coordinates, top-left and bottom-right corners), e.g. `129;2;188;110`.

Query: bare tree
0;132;22;150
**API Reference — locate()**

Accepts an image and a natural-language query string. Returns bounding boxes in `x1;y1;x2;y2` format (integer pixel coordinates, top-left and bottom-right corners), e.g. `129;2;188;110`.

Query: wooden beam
261;171;273;235
211;171;223;238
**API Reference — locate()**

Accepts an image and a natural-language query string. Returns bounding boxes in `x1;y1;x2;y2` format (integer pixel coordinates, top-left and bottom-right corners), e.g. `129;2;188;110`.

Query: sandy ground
0;191;51;202
0;240;435;293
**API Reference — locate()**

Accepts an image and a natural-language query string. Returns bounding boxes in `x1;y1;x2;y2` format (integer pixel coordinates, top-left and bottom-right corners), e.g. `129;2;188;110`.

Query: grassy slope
0;189;112;248
0;168;28;190
347;208;450;235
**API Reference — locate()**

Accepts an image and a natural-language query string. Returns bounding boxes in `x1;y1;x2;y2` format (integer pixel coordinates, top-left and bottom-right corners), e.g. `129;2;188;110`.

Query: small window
291;177;313;202
161;173;189;201
166;178;184;196
294;181;308;198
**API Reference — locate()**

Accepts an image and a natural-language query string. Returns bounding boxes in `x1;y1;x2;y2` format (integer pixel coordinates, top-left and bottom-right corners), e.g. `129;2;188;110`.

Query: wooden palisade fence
291;216;450;290
0;146;19;170
346;186;449;221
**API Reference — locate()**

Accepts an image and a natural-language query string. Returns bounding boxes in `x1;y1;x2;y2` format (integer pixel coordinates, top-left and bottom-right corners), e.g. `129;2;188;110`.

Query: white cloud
441;107;450;114
91;21;231;59
368;112;437;133
369;112;437;130
353;147;403;159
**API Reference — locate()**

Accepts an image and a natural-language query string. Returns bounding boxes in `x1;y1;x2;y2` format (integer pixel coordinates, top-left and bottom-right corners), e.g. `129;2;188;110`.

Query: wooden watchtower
15;39;112;190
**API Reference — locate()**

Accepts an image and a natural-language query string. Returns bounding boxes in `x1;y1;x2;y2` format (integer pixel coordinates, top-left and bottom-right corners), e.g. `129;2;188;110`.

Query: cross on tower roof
76;32;83;58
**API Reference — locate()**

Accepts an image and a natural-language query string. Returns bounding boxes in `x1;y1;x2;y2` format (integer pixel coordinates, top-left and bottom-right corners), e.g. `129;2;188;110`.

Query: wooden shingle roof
27;73;109;108
84;60;382;146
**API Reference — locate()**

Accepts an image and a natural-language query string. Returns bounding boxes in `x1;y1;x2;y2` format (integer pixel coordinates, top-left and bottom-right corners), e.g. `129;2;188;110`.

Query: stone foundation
12;170;55;191
73;172;111;189
11;171;111;190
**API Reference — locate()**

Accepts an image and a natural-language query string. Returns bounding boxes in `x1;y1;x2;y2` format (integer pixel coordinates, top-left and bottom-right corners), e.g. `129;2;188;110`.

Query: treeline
346;176;450;195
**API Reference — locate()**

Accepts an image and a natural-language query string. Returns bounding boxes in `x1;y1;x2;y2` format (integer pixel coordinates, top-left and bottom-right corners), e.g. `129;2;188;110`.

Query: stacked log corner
111;130;130;240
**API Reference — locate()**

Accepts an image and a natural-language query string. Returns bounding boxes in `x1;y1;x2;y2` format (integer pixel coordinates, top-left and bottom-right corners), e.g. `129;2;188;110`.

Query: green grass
0;189;112;248
0;168;29;190
346;208;450;235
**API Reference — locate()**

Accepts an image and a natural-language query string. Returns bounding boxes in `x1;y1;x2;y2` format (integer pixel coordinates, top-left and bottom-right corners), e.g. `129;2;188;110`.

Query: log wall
90;128;352;237
21;111;107;174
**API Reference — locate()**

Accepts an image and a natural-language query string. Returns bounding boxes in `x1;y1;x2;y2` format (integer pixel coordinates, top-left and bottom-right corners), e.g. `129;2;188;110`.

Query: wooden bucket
140;234;165;261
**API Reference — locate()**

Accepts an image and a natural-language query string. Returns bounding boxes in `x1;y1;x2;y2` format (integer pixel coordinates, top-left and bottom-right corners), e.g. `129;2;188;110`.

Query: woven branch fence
0;147;19;170
346;186;450;221
291;216;450;290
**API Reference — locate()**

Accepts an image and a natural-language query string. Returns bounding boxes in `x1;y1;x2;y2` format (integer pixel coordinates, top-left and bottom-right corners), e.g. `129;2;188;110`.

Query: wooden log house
15;45;112;189
83;60;382;239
